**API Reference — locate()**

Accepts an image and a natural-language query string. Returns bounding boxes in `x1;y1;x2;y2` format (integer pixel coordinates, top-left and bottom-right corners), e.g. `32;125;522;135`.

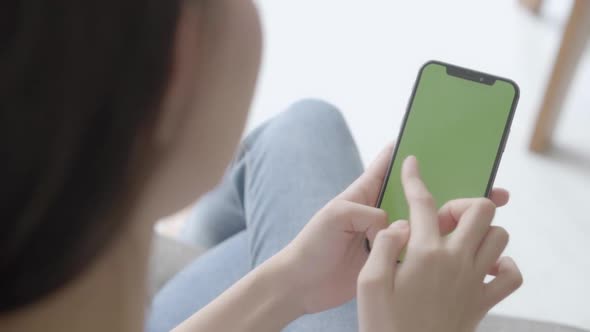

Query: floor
160;0;590;329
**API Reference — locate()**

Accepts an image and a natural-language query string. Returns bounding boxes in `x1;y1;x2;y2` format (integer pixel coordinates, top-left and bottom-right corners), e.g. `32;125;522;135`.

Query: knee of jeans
282;98;349;133
180;211;234;249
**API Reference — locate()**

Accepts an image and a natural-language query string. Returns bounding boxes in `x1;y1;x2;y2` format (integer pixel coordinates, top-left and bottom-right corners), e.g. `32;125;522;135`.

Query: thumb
339;143;395;205
359;220;409;289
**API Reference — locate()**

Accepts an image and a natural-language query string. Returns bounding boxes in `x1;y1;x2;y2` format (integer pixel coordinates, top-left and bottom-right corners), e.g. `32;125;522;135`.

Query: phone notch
446;65;497;86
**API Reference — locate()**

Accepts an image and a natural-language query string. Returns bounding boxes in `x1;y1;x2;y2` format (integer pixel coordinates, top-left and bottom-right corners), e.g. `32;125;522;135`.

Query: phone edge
375;60;521;209
374;60;435;208
484;77;520;197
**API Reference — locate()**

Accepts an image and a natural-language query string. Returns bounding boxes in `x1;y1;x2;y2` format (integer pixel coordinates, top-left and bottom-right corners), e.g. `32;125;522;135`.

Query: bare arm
173;253;303;332
173;147;517;332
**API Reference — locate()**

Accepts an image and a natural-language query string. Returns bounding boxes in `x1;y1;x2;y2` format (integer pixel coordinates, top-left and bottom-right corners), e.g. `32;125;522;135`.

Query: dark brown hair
0;0;181;311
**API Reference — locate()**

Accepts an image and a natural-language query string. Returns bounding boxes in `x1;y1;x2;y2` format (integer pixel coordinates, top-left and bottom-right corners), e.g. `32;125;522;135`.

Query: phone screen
378;61;518;223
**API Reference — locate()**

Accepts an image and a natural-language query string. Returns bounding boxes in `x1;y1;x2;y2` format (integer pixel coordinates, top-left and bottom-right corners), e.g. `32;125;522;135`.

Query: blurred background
159;0;590;329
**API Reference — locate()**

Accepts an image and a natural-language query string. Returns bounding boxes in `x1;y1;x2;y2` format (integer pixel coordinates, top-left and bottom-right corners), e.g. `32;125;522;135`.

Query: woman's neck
0;220;153;332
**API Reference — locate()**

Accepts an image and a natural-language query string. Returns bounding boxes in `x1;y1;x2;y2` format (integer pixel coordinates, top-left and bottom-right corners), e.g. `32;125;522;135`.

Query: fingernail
408;155;420;169
403;156;419;175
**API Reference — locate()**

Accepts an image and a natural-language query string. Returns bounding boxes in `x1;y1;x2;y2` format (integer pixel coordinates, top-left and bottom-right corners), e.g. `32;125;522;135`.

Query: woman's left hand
277;143;510;314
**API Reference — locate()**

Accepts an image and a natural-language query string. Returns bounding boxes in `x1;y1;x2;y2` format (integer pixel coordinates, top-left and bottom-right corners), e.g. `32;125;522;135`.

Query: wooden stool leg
529;0;590;153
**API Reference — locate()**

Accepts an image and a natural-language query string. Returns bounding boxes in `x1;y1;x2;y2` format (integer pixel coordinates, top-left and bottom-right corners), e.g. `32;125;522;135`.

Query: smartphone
377;60;519;225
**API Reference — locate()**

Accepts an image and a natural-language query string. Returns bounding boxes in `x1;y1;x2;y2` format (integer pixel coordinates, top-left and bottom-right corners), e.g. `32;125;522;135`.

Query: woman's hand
357;156;523;332
278;144;511;315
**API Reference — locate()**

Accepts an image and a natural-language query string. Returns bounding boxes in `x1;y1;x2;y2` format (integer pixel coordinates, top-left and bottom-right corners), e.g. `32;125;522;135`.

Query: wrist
175;251;306;332
256;251;306;325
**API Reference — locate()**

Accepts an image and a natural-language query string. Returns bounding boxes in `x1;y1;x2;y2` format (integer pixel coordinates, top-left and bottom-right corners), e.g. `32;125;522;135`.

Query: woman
0;0;522;331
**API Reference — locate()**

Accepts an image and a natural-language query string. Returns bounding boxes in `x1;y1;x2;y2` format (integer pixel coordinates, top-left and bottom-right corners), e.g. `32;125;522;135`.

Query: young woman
0;1;522;331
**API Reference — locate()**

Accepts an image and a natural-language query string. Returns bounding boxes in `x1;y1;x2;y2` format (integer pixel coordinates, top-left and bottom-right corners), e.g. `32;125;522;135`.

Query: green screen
379;62;517;223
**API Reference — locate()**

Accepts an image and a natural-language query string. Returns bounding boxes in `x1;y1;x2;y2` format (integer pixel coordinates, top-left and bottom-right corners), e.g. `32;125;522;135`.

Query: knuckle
375;229;388;239
384;226;407;241
323;199;338;212
375;209;389;223
412;244;444;261
373;229;405;251
445;240;465;256
420;249;440;262
492;226;510;244
473;198;496;219
373;230;390;246
506;262;524;289
387;230;406;244
513;272;524;289
507;271;523;290
369;212;390;236
326;199;348;216
515;272;524;288
410;191;436;207
389;219;408;232
375;229;395;243
358;272;386;291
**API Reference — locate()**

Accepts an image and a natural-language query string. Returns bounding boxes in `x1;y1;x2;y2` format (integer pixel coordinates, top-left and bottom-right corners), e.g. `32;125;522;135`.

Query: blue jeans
147;100;364;332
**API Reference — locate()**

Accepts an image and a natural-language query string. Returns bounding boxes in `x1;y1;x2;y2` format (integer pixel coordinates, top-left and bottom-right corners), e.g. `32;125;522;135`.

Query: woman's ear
154;2;203;147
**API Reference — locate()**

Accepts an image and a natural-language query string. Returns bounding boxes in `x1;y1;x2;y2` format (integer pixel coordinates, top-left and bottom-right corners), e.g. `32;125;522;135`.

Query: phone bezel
375;60;521;210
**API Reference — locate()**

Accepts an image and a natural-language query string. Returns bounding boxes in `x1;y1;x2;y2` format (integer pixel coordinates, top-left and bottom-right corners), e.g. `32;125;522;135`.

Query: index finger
401;156;440;243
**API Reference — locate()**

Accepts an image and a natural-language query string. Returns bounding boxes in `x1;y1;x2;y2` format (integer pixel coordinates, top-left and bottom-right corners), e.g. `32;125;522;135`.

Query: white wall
251;0;590;329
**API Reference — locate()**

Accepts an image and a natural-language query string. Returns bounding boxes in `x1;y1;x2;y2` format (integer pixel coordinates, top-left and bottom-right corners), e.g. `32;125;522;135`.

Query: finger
357;221;409;328
448;198;496;253
489;188;510;207
401;156;439;243
359;221;410;287
475;226;509;274
483;257;523;309
339;143;395;205
438;189;510;235
325;200;389;243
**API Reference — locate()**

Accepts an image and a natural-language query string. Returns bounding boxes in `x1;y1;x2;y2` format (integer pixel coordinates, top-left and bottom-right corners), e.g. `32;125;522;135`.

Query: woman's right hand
357;156;523;332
